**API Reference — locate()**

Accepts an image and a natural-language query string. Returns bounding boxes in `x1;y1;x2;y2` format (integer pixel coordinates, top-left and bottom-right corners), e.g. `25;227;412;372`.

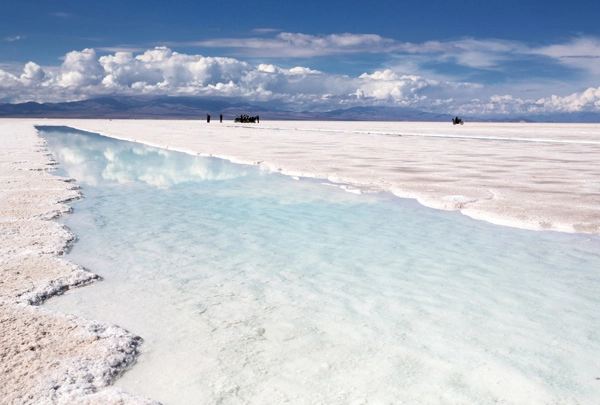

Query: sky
1;0;600;118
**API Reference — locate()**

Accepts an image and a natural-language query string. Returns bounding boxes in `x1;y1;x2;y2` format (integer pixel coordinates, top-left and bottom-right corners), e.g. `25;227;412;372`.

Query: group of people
205;114;260;123
234;114;260;123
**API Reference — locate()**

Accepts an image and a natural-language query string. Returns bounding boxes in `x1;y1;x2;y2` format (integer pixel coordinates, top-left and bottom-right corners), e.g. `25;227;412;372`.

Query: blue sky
2;0;600;118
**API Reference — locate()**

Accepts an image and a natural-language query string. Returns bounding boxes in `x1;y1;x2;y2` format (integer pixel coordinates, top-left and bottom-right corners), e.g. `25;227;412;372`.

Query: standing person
207;114;211;123
220;114;223;123
256;115;259;123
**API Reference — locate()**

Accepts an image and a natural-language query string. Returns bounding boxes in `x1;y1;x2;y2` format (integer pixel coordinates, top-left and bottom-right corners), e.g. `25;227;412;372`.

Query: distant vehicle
235;114;259;123
452;116;464;125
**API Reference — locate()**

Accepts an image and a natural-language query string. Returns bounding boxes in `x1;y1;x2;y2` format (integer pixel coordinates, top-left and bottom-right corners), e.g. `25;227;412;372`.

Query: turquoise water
40;127;600;404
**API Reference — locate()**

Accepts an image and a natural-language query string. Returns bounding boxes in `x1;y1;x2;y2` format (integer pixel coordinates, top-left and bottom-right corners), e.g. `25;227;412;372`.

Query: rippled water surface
40;127;600;405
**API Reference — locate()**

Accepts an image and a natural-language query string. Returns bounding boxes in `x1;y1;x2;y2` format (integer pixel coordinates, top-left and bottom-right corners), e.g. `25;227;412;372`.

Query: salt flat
1;118;599;404
54;118;600;233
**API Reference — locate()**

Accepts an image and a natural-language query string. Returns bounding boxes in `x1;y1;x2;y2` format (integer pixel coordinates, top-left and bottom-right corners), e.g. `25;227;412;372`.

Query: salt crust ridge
0;120;159;404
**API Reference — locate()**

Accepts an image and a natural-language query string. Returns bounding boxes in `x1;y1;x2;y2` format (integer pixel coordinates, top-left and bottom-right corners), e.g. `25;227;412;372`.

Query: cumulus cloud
0;43;599;117
538;86;600;112
0;70;22;94
20;62;45;83
452;85;600;117
0;46;455;109
57;48;104;87
357;70;435;103
99;47;254;97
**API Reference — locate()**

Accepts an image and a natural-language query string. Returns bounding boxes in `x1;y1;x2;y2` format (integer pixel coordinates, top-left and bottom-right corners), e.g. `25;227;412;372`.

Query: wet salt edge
36;124;598;403
0;120;159;404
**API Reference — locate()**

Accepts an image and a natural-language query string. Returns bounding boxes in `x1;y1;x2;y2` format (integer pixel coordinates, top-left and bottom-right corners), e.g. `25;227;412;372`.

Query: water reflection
39;126;600;405
38;126;247;188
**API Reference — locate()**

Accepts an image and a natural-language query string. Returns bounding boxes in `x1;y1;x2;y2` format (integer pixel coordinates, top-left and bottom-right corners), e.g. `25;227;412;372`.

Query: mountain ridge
2;96;598;122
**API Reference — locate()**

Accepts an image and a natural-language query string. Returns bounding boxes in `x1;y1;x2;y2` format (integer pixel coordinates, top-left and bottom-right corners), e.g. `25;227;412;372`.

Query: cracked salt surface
40;127;600;404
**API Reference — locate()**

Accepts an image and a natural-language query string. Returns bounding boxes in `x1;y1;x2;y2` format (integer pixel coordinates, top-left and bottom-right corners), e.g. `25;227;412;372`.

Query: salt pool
40;126;600;404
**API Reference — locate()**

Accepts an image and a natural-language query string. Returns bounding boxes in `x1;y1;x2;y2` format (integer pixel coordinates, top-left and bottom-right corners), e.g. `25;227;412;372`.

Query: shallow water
40;127;600;404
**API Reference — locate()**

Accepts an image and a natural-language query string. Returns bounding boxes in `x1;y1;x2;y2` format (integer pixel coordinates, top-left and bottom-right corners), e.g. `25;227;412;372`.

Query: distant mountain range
1;96;598;122
0;96;467;122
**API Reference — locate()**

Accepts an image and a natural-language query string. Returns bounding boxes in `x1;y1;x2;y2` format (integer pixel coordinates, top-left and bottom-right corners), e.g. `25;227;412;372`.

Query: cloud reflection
40;127;247;188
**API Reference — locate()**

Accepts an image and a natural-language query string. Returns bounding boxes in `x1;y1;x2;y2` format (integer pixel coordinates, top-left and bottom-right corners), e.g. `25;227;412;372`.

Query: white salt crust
0;120;159;404
2;118;599;404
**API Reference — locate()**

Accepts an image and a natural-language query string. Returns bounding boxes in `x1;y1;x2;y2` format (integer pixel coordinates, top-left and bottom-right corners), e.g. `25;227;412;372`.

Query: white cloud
0;44;599;118
1;46;449;108
4;35;23;42
56;48;104;87
445;38;522;69
189;32;452;58
451;85;600;117
20;62;45;83
190;32;600;86
98;47;252;94
251;28;281;34
537;86;600;112
530;36;600;75
161;32;600;105
357;70;434;103
0;70;22;93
